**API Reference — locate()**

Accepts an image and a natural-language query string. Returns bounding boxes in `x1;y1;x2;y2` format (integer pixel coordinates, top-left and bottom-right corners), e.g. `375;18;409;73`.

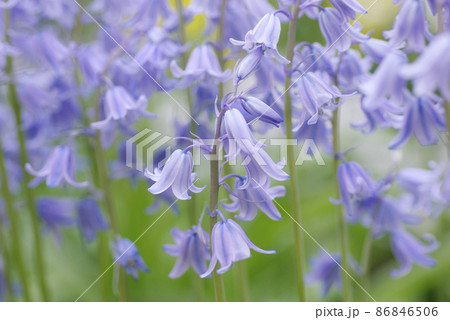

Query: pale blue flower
113;238;149;280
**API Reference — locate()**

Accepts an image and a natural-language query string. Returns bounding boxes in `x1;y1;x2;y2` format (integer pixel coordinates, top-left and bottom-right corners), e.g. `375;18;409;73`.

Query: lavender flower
222;107;289;182
201;211;275;277
26;145;88;189
401;33;450;101
170;44;231;84
384;0;429;53
334;161;378;216
389;96;447;149
77;198;109;242
163;226;210;278
91;86;155;130
113;238;149;280
37;197;76;242
330;0;367;20
234;46;264;84
222;176;285;221
145;149;206;200
319;7;368;52
390;231;438;277
306;252;342;296
291;72;345;125
231;13;289;64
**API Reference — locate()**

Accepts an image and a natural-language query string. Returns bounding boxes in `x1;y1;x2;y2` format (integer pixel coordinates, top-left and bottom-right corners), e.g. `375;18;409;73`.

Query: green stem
236;261;250;302
4;8;49;301
209;110;226;302
0;138;30;301
0;215;13;301
283;0;306;302
332;108;352;301
360;230;373;301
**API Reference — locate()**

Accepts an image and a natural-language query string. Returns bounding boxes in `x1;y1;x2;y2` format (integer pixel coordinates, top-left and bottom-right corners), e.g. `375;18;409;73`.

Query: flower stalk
283;0;306;302
3;7;49;301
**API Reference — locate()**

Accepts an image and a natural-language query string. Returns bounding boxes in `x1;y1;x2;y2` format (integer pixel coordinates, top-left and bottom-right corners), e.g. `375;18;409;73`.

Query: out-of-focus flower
201;211;275;277
26;145;88;189
222;176;285;221
163;226;210;278
145;149;206;200
359;52;407;111
77;198;109;242
389;96;447;149
319;7;368;52
330;0;367;20
113;238;149;280
91;86;156;130
384;0;429;53
305;252;342;296
37;197;76;242
401;33;450;101
360;38;394;63
170;44;231;84
390;231;438;277
333;161;378;216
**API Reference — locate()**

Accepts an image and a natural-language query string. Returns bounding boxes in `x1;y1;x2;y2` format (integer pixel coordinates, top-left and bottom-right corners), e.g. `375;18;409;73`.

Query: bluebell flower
163;226;210;278
222;176;285;221
334;161;378;216
352;98;403;134
145;149;206;200
442;162;450;204
293;113;333;155
37;197;76;243
91;86;156;130
401;33;450;101
222;108;289;182
231;13;289;64
291;71;345;125
293;42;334;75
77;198;109;242
336;49;371;93
330;0;367;20
238;96;283;126
359;52;407;111
77;44;108;90
234;46;264;85
113;238;149;280
319;7;368;52
201;211;275;277
26;145;88;189
360;38;395;64
170;44;231;85
396;163;444;216
383;0;429;53
305;252;342;296
390;231;438;278
389;95;447;149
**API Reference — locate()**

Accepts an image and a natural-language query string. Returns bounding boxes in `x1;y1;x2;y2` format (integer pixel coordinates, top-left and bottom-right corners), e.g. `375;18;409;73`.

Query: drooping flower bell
389;95;447;149
305;251;342;296
163;226;210;278
238;95;283;126
145;149;206;200
77;198;109;242
201;211;275;277
390;231;438;277
170;43;231;85
222;108;289;182
26;145;89;189
318;7;368;52
231;13;289;64
401;33;450;101
333;161;378;216
37;197;76;243
222;176;285;221
383;0;429;53
329;0;367;20
291;71;345;125
113;238;149;280
91;86;156;130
